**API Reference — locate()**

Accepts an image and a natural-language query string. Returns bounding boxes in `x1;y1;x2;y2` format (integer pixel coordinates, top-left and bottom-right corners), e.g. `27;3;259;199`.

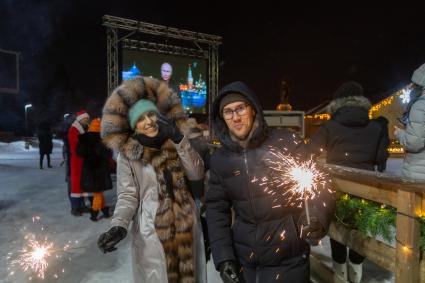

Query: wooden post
395;190;421;283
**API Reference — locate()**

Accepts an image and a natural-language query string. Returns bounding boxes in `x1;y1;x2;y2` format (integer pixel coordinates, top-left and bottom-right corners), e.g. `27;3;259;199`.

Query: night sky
1;1;425;132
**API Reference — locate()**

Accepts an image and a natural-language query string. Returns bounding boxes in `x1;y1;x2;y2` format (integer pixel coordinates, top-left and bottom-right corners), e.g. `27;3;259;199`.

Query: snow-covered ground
0;140;402;282
0;141;220;283
0;141;132;283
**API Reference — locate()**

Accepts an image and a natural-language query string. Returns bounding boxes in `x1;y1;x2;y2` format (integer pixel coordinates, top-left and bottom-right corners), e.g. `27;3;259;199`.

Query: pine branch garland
336;194;396;243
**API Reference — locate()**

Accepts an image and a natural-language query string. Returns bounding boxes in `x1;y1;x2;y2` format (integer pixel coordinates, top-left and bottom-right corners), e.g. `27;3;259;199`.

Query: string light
369;84;413;119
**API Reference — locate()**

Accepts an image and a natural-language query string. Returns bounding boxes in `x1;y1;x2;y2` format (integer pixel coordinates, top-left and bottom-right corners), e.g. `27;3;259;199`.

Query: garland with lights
336;194;396;242
335;193;425;252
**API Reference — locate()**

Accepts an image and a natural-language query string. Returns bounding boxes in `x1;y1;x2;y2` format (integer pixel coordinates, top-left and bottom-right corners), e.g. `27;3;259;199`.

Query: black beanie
332;81;364;99
219;93;251;114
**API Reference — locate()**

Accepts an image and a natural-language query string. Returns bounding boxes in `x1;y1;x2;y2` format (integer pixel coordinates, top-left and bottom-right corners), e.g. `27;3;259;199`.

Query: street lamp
24;104;32;135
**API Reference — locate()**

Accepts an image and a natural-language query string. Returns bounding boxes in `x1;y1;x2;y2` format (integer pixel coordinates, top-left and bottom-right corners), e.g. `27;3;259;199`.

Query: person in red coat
68;110;91;216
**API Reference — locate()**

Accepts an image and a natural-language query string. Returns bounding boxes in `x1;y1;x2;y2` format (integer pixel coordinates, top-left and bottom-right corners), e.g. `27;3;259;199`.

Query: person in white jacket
98;77;206;283
394;63;425;181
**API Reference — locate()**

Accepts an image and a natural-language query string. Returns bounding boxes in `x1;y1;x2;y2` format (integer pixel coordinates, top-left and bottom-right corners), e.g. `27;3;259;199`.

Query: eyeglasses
222;104;250;120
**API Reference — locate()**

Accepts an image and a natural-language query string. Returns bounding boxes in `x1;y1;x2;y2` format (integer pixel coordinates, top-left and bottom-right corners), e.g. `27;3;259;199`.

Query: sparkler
11;234;54;279
7;217;87;281
258;147;331;224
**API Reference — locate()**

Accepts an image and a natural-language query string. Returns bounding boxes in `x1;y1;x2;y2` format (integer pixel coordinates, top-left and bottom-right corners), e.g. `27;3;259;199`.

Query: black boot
71;208;82;216
101;207;111;218
89;209;99;221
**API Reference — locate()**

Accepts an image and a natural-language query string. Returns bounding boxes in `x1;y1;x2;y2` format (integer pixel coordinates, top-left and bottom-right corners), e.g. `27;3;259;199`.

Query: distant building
122;62;142;81
179;65;207;114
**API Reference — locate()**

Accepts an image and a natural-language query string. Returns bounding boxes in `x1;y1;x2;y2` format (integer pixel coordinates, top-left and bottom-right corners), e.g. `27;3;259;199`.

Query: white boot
347;260;363;283
332;260;348;282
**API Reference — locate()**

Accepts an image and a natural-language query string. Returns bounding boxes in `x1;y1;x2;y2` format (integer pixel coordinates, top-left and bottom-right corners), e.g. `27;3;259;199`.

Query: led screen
122;50;208;114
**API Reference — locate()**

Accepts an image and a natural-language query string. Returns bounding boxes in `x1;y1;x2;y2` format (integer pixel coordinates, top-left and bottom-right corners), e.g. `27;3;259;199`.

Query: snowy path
0;150;133;283
0;143;401;282
0;143;221;283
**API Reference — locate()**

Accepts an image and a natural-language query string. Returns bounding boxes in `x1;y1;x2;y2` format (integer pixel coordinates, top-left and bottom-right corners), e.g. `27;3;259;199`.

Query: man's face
161;63;172;81
222;101;255;140
135;111;159;137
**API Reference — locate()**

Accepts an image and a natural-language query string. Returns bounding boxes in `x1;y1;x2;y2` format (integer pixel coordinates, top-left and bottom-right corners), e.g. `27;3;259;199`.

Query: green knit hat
128;99;158;130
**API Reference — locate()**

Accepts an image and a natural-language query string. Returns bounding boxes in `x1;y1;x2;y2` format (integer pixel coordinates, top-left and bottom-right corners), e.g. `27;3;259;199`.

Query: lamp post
24;104;32;135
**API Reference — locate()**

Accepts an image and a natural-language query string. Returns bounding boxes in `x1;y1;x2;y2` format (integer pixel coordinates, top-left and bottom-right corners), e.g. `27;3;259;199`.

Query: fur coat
101;77;206;283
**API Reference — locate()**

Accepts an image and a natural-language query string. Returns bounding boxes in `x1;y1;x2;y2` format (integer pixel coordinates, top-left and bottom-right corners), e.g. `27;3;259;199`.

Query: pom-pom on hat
76;110;89;122
128;99;159;130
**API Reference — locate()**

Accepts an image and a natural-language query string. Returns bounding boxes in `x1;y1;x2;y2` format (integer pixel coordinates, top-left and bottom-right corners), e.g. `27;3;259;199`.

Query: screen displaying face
122;50;208;114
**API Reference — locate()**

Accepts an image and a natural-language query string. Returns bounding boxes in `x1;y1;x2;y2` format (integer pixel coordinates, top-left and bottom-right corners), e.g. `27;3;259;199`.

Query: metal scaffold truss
103;15;222;106
103;15;222;45
122;39;208;59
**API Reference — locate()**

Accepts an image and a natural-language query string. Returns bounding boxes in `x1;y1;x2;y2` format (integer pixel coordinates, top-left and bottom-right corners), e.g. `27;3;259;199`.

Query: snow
0;141;403;282
0;141;220;283
0;139;63;160
0;152;132;282
311;237;394;283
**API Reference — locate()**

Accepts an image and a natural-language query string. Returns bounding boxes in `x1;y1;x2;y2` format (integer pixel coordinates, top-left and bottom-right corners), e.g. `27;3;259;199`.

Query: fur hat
219;93;251;114
412;63;425;87
128;99;159;130
332;81;364;99
76;110;89;122
88;118;101;133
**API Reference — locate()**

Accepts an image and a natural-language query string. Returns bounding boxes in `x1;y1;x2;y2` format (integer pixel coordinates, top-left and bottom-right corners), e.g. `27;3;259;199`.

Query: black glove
219;261;240;283
298;215;326;246
133;117;183;149
97;226;127;253
157;116;183;144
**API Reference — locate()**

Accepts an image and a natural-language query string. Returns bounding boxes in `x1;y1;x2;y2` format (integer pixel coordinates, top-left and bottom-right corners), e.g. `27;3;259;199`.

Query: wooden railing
311;164;425;283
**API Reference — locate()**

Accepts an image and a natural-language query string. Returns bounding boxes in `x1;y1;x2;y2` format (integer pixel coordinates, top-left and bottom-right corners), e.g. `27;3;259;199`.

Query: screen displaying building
122;50;208;114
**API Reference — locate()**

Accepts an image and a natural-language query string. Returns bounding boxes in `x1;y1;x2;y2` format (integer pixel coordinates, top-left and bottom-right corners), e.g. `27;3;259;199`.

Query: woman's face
135;111;159;137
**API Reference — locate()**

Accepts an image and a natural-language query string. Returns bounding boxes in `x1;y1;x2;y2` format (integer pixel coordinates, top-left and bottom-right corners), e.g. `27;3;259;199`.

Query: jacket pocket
256;215;302;266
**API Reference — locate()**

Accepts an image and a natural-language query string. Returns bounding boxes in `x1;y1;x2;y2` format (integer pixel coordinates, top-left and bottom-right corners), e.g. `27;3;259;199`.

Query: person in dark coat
206;81;335;283
77;118;113;221
304;81;390;283
37;121;53;169
374;116;390;172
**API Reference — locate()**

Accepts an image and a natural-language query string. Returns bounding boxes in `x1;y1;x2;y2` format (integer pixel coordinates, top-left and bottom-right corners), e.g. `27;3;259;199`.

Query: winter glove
97;226;127;253
157;116;184;144
219;261;240;283
298;215;326;246
133;117;183;149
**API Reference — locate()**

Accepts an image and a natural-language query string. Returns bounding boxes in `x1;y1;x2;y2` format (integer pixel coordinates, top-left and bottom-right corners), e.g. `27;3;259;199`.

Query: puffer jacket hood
211;81;268;151
327;95;372;127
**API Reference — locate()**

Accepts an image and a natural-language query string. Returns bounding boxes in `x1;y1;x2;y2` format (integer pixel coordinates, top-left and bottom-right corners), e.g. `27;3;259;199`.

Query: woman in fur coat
97;77;206;283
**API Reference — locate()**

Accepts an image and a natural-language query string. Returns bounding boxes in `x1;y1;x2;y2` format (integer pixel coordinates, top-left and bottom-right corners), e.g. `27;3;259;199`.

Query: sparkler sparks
7;217;87;281
259;148;331;208
11;235;54;279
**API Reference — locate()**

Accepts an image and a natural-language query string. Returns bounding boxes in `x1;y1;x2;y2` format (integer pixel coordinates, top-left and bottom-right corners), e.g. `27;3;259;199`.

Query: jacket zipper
243;150;259;268
243;150;257;221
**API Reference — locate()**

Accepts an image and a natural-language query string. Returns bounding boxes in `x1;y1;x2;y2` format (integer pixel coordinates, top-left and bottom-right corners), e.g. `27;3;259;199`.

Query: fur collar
101;76;190;160
327;95;372;115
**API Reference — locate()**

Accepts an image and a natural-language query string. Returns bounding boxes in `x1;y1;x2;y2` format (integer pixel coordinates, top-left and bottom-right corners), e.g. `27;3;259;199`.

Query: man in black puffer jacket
304;81;389;283
206;81;335;283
